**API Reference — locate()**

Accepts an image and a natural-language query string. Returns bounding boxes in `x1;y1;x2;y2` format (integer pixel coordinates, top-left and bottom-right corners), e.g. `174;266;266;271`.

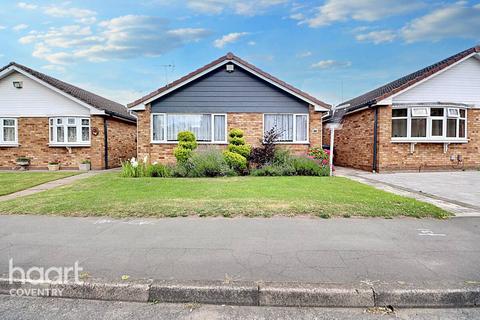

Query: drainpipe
329;127;335;176
103;117;109;169
372;106;378;173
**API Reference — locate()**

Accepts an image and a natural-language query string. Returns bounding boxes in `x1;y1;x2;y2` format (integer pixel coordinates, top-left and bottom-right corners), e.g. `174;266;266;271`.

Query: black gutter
103;118;109;170
372;106;378;173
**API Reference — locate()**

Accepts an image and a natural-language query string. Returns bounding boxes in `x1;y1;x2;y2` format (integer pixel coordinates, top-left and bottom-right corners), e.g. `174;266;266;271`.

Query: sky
0;0;479;106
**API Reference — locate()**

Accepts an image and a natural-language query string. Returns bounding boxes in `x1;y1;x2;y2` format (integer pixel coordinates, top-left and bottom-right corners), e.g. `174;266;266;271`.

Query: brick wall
106;117;137;168
322;108;375;171
322;106;480;172
0;116;136;170
137;105;324;163
377;106;480;171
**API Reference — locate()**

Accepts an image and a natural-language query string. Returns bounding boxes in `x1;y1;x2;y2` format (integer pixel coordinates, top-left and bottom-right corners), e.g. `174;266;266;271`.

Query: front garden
121;128;331;178
0;171;78;196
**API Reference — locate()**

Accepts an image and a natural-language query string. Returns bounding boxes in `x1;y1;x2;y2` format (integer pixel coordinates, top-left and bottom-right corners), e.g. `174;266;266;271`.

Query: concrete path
1;296;479;320
336;167;480;217
0;215;479;285
0;171;102;202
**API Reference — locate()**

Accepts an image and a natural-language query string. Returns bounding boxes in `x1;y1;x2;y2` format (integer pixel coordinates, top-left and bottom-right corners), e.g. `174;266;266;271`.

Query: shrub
249;128;281;167
223;151;247;171
145;163;171;177
227;144;251;158
250;163;295;176
174;131;197;163
272;149;292;166
121;157;143;178
225;128;251;173
228;128;244;138
187;149;234;177
292;157;324;176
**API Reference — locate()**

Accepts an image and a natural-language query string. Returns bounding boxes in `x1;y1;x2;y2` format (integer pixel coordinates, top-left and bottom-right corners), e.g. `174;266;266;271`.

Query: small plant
48;161;59;165
81;159;91;164
121;157;147;178
145;162;171;177
188;149;234;177
174;131;198;163
16;156;31;170
47;161;60;171
250;163;295;176
16;156;30;162
249;128;281;167
224;128;251;174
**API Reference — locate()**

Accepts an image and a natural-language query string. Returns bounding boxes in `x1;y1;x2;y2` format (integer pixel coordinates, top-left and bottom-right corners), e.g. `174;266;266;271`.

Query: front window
0;118;18;145
49;117;90;145
391;107;467;141
151;113;227;143
263;113;308;143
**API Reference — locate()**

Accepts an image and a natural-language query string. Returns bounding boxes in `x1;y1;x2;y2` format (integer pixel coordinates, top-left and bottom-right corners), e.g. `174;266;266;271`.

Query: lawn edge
0;172;80;196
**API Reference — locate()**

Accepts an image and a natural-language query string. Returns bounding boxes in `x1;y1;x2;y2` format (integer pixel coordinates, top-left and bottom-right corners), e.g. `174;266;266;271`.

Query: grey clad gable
150;65;309;113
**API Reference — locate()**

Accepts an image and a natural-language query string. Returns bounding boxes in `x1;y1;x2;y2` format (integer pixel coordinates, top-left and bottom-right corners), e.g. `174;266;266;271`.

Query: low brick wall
137;106;324;163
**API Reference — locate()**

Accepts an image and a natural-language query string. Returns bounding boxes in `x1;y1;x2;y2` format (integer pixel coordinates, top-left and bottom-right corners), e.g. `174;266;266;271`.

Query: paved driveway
356;171;480;209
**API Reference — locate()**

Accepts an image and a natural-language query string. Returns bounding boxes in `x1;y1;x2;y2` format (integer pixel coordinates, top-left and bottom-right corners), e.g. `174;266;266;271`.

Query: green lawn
0;172;449;218
0;172;79;196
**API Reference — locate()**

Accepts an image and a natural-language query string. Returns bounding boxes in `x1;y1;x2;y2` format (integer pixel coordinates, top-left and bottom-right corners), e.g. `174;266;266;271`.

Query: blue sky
1;0;479;106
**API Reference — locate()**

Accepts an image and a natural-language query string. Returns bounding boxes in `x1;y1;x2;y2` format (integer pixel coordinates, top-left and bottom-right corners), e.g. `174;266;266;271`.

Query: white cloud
247;41;256;46
21;15;210;64
41;64;66;73
356;30;397;44
401;2;480;42
213;32;249;48
43;4;97;24
13;24;29;31
17;2;37;10
0;26;6;30
187;0;286;16
297;51;312;58
299;0;423;27
290;12;305;20
311;60;351;69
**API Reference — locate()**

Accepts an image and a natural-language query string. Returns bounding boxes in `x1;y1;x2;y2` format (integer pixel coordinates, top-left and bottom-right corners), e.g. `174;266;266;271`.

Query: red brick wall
106;117;137;168
322;108;375;171
377;106;480;171
322;106;480;172
0;116;136;170
137;105;324;163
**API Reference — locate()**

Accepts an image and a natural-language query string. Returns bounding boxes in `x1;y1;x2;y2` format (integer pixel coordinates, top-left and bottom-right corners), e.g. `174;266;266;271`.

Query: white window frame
150;113;228;144
49;117;91;147
263;113;309;144
391;106;468;143
0;117;18;146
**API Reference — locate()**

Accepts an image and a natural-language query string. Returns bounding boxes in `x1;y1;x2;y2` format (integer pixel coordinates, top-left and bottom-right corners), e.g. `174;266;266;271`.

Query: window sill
150;141;228;145
391;139;468;144
49;143;91;147
0;144;18;148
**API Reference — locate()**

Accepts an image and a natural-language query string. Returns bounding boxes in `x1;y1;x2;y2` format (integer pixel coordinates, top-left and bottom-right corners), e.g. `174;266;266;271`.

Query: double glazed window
49;117;90;145
263;113;308;143
392;107;467;140
152;113;227;143
0;118;17;145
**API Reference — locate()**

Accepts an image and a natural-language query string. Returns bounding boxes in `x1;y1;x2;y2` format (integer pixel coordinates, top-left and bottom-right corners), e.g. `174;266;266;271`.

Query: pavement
0;171;101;202
0;295;479;320
0;215;479;285
336;167;480;217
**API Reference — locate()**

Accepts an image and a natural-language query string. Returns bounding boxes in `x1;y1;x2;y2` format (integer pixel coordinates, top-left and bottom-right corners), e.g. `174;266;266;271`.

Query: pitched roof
0;62;135;122
128;52;330;109
340;45;480;113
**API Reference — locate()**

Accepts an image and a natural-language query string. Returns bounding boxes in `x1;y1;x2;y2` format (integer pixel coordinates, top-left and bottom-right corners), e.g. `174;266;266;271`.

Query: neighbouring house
323;45;480;172
0;62;137;170
128;53;330;162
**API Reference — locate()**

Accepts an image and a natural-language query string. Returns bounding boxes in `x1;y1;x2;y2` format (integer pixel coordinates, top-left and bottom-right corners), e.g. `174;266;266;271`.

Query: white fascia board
0;66;102;115
377;52;479;105
129;59;329;111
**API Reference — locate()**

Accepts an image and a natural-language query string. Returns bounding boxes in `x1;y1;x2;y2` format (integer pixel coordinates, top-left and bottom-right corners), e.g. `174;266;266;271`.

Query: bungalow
128;53;330;162
323;45;480;172
0;62;137;170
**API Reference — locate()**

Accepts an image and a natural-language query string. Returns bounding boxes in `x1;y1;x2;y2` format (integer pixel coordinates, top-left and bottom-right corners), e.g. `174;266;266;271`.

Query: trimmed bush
174;131;197;163
229;136;246;146
228;128;244;138
227;144;251;158
223;151;247;171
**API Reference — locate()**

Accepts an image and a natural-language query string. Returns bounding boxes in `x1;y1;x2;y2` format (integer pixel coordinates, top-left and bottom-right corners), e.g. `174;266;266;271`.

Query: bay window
151;113;227;143
49;117;90;146
264;113;308;143
0;118;18;146
391;107;467;141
